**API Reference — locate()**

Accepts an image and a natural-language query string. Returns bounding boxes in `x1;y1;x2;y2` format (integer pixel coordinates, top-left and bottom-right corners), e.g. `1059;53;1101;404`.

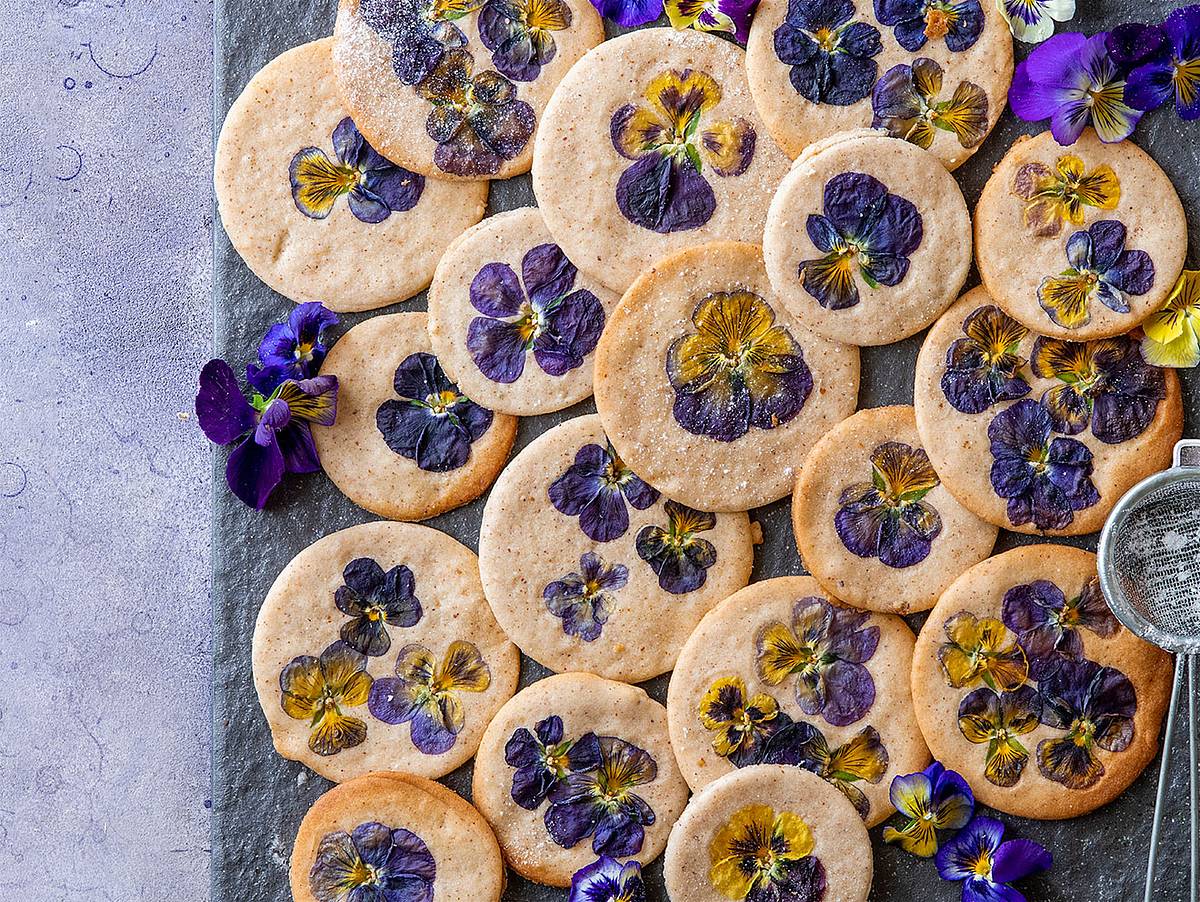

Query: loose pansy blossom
996;0;1075;45
760;720;889;819
958;685;1042;787
367;641;491;755
543;553;630;641
935;817;1053;902
882;762;974;857
358;0;479;84
874;0;984;52
1127;6;1200;119
506;716;603;810
871;58;989;150
940;305;1031;415
246;302;339;394
1011;153;1120;238
1036;220;1155;329
987;399;1099;531
1002;577;1118;680
1037;658;1137;789
479;0;572;82
798;172;924;311
666;290;813;443
708;804;827;902
665;0;759;42
1142;269;1200;368
375;352;494;473
698;676;782;767
1107;22;1168;70
309;822;436;902
549;442;660;542
569;856;647;902
334;557;423;657
610;69;756;234
774;0;883;106
756;596;880;727
636;500;719;594
280;641;373;756
937;611;1028;691
590;0;664;27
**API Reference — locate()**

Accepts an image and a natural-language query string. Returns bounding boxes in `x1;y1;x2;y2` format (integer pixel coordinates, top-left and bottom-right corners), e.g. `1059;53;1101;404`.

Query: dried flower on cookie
549;442;660;542
479;0;572;82
1036;220;1154;330
506;715;603;809
774;0;882;106
334;557;423;657
940;305;1031;415
636;500;719;594
543;552;629;641
874;0;984;53
280;640;373;756
937;611;1028;691
759;720;889;819
1011;153;1119;239
708;804;827;902
872;58;989;151
698;676;783;767
309;821;436;902
958;684;1041;787
1001;576;1118;680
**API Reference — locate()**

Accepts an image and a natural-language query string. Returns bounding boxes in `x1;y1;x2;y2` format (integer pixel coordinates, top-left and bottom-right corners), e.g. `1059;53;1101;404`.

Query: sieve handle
1177;440;1200;469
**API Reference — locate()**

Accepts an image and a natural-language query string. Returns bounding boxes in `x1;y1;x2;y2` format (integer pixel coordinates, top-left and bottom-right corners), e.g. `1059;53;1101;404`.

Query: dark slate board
212;2;1200;899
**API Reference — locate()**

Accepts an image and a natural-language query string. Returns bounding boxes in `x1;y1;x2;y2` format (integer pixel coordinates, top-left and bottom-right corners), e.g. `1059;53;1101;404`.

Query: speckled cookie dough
911;545;1172;819
913;288;1182;536
215;38;487;312
313;312;518;521
532;28;792;294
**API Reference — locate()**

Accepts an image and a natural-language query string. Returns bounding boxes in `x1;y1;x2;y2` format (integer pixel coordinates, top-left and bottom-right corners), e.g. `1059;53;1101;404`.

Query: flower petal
196;359;257;445
533;288;605;377
468;316;529;383
523;243;577;308
615;154;717;234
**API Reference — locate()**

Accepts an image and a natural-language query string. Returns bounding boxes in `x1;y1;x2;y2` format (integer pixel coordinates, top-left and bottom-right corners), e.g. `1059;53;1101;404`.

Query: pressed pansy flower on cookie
308;821;436;902
772;0;882;106
479;0;573;81
281;641;374;756
759;721;890;818
334;557;423;656
708;804;827;902
636;501;719;594
1001;576;1118;680
1010;153;1119;239
939;304;1030;414
873;0;984;53
872;58;989;151
542;552;629;641
549;440;659;542
506;716;602;810
1035;220;1155;330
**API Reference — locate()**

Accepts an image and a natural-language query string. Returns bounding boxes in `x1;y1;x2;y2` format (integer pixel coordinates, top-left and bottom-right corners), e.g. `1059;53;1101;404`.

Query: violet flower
1037;658;1137;789
334;557;423;657
874;0;984;53
543;553;629;642
309;822;436;902
881;761;974;857
590;0;663;27
774;0;882;106
480;0;572;82
549;442;659;542
1127;6;1200;118
935;817;1052;902
1001;576;1118;680
246;302;339;395
505;716;603;810
569;856;647;902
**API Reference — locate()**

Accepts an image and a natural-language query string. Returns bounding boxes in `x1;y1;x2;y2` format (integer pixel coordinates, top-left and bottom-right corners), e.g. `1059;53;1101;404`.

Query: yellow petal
1038;274;1094;329
309;711;368;756
773;810;815;860
439;640;491;693
646;68;722;135
757;622;804;685
698;117;755;177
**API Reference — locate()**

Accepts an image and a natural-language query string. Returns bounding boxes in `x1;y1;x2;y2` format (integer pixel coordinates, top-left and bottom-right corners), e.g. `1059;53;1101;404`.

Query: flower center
810;25;839;52
1027;445;1051;476
971;852;993;879
602;456;630;489
425;389;460;414
1070;717;1096;746
924;6;951;40
515;302;545;346
364;605;385;622
346;858;382;890
294;341;316;363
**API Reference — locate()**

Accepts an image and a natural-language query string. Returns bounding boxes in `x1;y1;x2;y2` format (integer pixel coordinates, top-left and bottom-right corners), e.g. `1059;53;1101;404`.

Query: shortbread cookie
975;129;1186;339
427;208;619;416
763;131;971;346
793;405;997;613
913;288;1182;535
911;545;1172;819
472;672;689;886
478;414;754;682
313;312;518;520
215;38;487;312
533;28;792;293
333;0;603;179
593;241;859;512
667;577;929;828
252;521;520;782
290;772;505;902
745;0;1013;169
664;765;872;902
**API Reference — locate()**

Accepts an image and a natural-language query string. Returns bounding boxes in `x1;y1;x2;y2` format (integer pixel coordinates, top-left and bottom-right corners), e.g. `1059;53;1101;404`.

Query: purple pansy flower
543;553;629;642
480;0;573;81
569;856;647;902
545;737;658;857
357;0;478;85
987;399;1099;532
505;716;603;810
798;172;923;311
375;352;494;473
935;817;1052;902
1036;220;1155;330
467;243;605;384
334;557;423;657
1127;6;1200;119
664;0;760;43
549;442;660;542
874;0;984;53
1001;577;1118;680
635;500;718;594
774;0;882;106
196;360;338;509
246;302;339;394
309;822;436;902
881;761;974;857
590;0;663;27
1037;658;1137;789
941;305;1031;415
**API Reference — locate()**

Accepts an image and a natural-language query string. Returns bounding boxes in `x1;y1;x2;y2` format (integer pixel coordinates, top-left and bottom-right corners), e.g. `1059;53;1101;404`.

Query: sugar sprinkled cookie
313;312;518;520
667;576;929;827
252;521;520;782
478;414;754;682
793;405;997;613
913;288;1182;536
215;38;487;312
427;208;619;416
911;545;1172;819
472;672;689;886
975;129;1186;340
533;28;792;294
663;764;872;902
763;131;971;346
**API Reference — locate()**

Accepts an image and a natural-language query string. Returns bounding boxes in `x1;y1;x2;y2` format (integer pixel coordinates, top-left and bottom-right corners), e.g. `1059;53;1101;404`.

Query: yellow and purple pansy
635;500;719;594
698;676;783;767
479;0;572;81
665;0;760;43
940;305;1031;415
1037;658;1137;790
935;816;1052;902
367;640;491;755
1036;220;1155;330
467;243;605;384
245;302;339;395
798;172;924;311
835;441;944;569
309;822;436;902
549;442;660;542
569;856;646;902
937;611;1028;691
334;557;423;657
666;290;813;443
997;0;1075;44
1143;269;1200;368
358;0;479;85
881;761;974;857
1011;153;1120;239
280;640;374;757
708;804;827;902
871;58;989;150
506;715;603;809
1126;6;1200;120
543;552;630;641
957;684;1042;787
773;0;882;106
610;68;757;233
874;0;984;52
1001;577;1119;681
759;720;889;819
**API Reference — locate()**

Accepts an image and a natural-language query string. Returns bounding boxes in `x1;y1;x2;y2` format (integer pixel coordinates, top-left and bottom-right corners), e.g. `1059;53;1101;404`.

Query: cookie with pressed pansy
313;312;518;520
427;208;619;416
472;672;690;886
478;414;754;682
532;28;792;294
793;405;997;613
593;241;859;512
215;38;487;312
913;287;1182;536
664;765;872;902
911;545;1172;819
763;131;971;346
332;0;603;180
666;576;929;828
252;521;519;782
975;128;1186;340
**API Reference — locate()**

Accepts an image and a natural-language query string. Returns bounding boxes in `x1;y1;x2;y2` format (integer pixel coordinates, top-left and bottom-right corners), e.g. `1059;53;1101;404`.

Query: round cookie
290;771;505;902
532;28;792;294
793;405;997;613
763;131;971;346
472;672;689;886
427;208;619;416
913;288;1182;536
666;576;929;828
252;521;520;782
911;545;1173;819
664;765;872;902
593;241;860;512
745;0;1013;170
332;0;604;180
215;38;487;312
478;414;755;682
313;312;518;521
975;128;1186;340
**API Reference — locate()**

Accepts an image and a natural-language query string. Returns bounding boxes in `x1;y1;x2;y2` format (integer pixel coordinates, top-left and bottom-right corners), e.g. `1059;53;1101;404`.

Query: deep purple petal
360;164;424;214
225;432;285;510
467;316;528;384
409;706;458;755
545;795;601;848
278;422;321;474
615;154;716;234
470;262;525;317
590;0;663;26
820;660;875;727
523;243;577;308
670;366;752;442
579;488;629;543
196;360;257;445
992;838;1053;884
533;289;605;377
